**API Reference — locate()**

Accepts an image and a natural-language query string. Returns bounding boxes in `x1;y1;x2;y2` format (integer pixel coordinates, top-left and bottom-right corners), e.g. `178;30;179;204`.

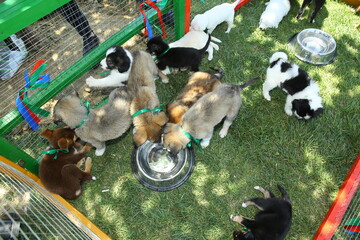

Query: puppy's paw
95;147;106;156
201;141;210;148
86;76;96;86
219;129;228;138
161;76;169;83
230;214;244;224
254;186;260;190
92;176;97;180
285;108;293;116
242;202;248;208
263;93;271;101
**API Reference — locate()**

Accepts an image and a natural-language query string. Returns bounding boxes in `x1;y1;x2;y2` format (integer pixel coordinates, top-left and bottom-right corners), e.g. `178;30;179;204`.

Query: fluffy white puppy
259;0;290;30
86;46;133;88
190;0;242;34
263;52;324;120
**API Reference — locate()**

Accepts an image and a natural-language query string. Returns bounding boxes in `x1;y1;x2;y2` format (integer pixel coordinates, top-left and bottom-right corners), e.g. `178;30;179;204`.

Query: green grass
71;0;360;239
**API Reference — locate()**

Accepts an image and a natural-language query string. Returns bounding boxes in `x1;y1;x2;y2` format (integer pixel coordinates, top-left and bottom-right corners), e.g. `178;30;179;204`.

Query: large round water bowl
131;140;195;191
289;28;337;65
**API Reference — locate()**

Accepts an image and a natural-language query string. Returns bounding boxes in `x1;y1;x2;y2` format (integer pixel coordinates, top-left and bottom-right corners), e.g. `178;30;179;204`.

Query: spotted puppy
263;51;324;120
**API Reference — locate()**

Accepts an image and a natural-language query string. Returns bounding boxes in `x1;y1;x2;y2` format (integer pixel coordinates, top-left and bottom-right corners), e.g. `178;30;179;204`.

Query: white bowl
131;140;195;191
289;28;337;65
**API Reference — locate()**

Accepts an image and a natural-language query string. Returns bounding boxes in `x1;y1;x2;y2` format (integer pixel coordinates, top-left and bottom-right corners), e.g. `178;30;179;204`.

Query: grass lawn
71;0;360;239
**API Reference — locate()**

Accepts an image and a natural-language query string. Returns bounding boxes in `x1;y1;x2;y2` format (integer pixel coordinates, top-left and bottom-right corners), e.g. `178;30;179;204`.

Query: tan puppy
53;87;132;156
128;50;169;147
163;77;259;155
167;67;224;125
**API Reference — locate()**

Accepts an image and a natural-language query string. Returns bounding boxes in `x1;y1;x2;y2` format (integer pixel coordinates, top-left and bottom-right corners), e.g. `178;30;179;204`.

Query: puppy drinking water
147;35;211;72
230;185;292;240
163;77;259;155
190;0;242;34
86;46;133;88
263;52;324;120
53;87;132;156
39;127;95;200
167;67;224;125
127;50;169;147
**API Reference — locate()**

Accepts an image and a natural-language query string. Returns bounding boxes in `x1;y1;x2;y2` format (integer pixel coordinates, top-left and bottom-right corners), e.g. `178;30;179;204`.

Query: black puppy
296;0;326;23
147;35;211;72
230;185;292;240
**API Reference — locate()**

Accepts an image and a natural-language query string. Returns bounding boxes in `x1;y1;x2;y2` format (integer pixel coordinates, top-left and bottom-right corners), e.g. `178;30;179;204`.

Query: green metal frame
0;0;72;41
0;0;186;175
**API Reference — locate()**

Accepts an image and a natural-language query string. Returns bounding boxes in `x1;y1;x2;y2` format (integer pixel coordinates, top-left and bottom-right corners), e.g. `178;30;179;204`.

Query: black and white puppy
263;52;324;120
296;0;326;23
147;35;211;72
86;46;133;87
230;185;292;240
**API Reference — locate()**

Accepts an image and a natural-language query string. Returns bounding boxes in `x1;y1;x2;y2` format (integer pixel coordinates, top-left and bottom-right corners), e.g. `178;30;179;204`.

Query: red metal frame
313;154;360;240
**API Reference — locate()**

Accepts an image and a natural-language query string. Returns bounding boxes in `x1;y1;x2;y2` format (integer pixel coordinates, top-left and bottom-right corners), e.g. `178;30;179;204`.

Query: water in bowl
302;36;328;53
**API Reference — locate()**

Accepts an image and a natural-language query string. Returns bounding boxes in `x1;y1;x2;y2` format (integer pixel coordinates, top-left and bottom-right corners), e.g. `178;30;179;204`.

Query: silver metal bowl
289;28;337;65
131;140;195;191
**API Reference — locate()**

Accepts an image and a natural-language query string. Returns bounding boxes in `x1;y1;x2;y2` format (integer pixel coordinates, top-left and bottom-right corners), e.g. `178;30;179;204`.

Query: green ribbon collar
153;48;170;61
76;98;109;128
181;126;202;149
132;105;165;118
42;148;70;160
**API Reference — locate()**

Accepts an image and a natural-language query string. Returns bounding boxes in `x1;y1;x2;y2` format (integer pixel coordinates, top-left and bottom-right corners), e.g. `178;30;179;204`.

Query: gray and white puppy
163;77;259;155
53;87;132;156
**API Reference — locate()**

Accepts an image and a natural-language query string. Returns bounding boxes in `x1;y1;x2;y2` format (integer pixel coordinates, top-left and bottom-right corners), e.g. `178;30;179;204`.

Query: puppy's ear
133;127;148;147
117;55;131;73
40;129;53;140
57;138;70;150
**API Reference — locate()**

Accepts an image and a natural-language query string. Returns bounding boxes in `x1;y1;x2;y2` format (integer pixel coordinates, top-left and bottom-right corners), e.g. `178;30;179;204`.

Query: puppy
127;50;169;147
147;35;211;72
230;185;292;240
53;87;132;156
163;77;259;155
259;0;291;30
263;52;324;120
39;127;95;200
86;46;132;87
296;0;326;23
169;30;221;61
167;67;224;125
190;0;242;34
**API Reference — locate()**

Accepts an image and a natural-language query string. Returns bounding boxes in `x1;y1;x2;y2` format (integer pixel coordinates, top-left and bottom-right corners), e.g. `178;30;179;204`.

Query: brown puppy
128;50;169;147
167;67;224;125
163;77;259;155
39;127;94;200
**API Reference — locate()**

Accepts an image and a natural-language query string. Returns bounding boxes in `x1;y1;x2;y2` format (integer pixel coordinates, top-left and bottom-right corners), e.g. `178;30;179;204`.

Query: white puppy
86;46;133;88
170;30;221;61
190;0;242;34
263;52;324;120
259;0;290;30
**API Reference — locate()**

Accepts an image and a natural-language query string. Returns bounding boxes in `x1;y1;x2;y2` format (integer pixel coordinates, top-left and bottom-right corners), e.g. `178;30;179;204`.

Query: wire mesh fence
0;0;177;162
333;187;360;239
0;159;104;240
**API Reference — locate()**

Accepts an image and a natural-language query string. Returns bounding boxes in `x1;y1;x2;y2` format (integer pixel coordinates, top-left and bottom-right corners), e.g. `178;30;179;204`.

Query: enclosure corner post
0;137;39;175
173;0;191;40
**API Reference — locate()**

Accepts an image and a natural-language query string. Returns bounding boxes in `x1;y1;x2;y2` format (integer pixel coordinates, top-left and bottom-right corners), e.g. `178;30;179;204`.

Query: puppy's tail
199;34;212;55
277;184;291;203
209;67;225;79
238;77;260;89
